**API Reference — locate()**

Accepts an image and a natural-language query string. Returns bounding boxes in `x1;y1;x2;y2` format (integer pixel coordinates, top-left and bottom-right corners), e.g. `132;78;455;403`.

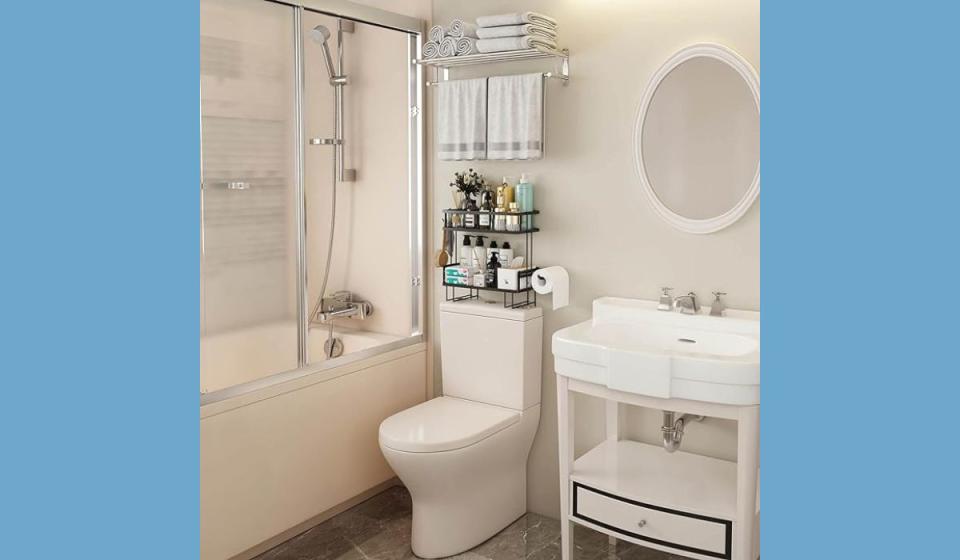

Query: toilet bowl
378;301;543;558
379;397;540;558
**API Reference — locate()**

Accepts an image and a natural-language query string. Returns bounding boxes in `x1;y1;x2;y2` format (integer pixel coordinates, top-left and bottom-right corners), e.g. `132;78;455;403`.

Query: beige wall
429;0;759;518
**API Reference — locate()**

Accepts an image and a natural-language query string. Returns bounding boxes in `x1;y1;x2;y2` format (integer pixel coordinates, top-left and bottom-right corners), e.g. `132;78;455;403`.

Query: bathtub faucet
315;291;373;322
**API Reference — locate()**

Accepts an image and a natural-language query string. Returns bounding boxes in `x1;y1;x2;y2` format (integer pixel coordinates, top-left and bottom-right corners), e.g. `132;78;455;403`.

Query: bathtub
201;322;408;397
200;323;427;560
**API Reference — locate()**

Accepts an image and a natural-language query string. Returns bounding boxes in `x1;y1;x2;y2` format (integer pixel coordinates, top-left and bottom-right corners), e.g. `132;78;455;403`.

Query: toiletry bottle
473;236;487;271
503;177;515;208
494;207;506;231
485;253;501;288
516;173;534;229
463;195;478;229
517;173;533;212
487;240;499;265
478;191;493;229
508;202;520;231
459;235;472;267
499;241;514;265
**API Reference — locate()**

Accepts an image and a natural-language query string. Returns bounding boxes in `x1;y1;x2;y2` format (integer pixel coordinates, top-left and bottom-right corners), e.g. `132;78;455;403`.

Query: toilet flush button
637;520;647;528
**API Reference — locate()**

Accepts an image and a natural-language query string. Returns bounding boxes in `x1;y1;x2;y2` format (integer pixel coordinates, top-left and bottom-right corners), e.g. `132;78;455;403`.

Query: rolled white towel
438;36;457;58
428;24;444;43
454;37;478;56
422;41;440;59
475;24;557;40
476;12;557;29
475;36;557;54
447;18;478;38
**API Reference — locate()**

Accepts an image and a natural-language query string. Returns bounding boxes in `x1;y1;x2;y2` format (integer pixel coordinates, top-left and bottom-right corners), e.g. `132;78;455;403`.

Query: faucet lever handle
712;291;727;298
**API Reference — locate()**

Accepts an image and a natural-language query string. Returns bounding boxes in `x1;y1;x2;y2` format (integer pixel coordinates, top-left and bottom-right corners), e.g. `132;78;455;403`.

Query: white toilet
379;301;543;558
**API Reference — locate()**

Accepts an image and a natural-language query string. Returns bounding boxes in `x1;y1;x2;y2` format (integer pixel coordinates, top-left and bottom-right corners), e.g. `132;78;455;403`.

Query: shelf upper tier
416;47;568;68
444;227;539;234
443;209;539;215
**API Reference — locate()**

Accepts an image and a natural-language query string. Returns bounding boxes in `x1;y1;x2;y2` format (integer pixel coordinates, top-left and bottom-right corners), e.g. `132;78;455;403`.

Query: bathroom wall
429;0;760;518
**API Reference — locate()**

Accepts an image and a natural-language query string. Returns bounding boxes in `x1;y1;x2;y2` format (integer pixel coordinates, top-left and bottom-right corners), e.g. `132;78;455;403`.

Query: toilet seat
379;396;520;453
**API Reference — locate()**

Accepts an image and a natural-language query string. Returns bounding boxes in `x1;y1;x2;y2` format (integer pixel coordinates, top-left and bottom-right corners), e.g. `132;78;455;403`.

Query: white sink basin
552;297;760;405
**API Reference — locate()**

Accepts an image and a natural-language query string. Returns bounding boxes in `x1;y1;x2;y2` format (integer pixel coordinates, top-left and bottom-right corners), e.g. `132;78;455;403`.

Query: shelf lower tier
571;440;737;521
442;282;533;294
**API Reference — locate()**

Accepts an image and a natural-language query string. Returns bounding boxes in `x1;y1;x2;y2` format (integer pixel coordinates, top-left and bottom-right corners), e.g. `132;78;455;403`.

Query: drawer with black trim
572;482;732;560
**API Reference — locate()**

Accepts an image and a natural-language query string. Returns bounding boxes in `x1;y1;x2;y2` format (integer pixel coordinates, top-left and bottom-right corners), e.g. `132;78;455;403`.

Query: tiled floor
254;486;687;560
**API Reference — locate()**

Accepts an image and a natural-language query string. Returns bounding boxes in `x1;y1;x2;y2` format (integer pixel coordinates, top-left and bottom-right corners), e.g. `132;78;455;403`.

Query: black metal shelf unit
442;208;539;309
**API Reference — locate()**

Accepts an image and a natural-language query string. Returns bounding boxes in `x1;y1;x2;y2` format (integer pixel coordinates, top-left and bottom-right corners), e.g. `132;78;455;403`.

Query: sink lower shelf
571;440;737;521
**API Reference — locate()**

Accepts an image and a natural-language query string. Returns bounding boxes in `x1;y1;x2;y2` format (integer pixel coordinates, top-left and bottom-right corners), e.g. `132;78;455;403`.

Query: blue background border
0;0;198;557
763;1;959;558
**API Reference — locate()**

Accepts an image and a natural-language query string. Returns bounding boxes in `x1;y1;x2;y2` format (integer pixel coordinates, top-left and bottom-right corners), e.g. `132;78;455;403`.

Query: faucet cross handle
658;287;674;311
710;292;728;317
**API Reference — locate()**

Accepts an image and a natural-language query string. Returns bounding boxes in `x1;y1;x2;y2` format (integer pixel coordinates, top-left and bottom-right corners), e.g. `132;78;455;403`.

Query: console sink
552;297;760;405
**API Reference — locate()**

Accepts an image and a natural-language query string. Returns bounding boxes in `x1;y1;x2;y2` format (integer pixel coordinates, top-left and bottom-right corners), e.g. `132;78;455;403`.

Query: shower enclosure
200;0;424;401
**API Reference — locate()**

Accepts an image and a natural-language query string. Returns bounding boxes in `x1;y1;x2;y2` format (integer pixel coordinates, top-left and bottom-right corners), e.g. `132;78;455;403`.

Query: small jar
508;202;520;232
494;207;506;231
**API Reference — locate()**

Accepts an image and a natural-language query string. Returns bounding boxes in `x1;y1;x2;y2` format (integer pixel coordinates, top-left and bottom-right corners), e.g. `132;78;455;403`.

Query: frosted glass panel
200;0;298;393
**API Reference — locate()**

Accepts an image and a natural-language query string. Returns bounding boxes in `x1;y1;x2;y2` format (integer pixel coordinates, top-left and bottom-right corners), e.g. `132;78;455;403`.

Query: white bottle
499;242;514;266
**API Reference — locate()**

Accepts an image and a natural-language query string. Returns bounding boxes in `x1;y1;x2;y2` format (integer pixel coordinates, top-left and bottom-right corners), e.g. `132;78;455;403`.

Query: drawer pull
637;520;647;528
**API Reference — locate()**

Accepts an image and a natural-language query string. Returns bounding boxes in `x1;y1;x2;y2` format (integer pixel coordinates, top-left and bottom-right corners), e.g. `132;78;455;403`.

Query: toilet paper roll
532;266;569;310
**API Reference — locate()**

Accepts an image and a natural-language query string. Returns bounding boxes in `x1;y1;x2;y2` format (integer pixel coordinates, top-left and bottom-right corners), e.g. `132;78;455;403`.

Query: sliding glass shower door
199;0;424;400
200;0;300;393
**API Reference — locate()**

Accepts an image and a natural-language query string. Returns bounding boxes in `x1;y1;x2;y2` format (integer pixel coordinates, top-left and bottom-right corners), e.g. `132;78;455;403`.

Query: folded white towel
476;36;557;54
476;12;558;29
487;73;543;160
454;37;478;56
422;41;440;59
475;24;557;40
428;25;444;43
437;78;487;161
447;19;478;38
438;36;457;58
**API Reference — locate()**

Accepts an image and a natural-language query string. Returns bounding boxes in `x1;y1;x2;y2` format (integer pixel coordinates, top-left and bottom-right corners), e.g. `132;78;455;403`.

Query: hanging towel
476;36;557;54
438;36;457;58
454;37;478;56
447;19;478;38
428;25;445;43
487;73;543;160
475;24;558;40
476;12;558;29
437;78;488;161
422;41;440;59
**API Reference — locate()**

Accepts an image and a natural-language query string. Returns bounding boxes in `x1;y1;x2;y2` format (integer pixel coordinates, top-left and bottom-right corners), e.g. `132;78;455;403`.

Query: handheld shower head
310;25;337;81
309;25;331;42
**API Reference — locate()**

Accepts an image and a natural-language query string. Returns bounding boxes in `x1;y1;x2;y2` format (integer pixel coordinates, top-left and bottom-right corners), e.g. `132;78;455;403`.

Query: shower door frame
200;0;425;406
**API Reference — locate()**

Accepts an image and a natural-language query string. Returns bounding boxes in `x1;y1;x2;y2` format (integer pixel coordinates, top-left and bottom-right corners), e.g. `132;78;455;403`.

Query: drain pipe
661;412;705;453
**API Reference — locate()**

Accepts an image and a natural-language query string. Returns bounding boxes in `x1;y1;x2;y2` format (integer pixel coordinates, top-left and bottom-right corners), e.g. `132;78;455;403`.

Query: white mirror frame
633;43;760;234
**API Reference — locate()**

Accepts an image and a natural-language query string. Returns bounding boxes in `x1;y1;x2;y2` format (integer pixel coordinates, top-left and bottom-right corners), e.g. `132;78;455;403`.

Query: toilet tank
439;300;543;410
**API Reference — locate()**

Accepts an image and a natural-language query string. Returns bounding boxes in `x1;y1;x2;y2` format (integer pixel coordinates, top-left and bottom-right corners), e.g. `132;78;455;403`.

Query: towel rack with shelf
417;47;569;86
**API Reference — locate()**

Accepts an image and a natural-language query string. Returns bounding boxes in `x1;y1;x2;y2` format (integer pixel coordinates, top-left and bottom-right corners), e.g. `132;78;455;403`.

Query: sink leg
735;405;760;560
557;376;575;560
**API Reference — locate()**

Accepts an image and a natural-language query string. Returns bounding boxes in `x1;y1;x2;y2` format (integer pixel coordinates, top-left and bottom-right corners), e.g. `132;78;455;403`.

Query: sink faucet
657;287;673;311
315;291;374;322
709;292;728;317
673;292;700;314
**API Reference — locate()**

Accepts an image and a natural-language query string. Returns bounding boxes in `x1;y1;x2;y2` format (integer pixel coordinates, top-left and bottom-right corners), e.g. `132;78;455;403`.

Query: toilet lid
379;396;520;453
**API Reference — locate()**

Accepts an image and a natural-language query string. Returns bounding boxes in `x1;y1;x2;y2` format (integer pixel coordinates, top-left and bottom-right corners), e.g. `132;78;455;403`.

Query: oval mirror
634;44;760;234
